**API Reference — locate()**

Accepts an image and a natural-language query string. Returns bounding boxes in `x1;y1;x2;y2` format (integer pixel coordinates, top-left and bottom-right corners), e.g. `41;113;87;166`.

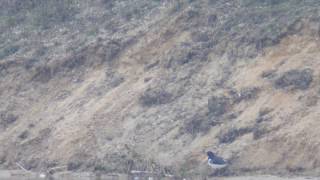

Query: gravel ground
0;170;318;180
213;175;318;180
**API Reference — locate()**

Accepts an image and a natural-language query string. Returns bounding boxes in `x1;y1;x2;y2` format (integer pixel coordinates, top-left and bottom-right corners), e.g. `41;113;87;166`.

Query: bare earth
1;0;320;177
214;176;318;180
0;170;318;180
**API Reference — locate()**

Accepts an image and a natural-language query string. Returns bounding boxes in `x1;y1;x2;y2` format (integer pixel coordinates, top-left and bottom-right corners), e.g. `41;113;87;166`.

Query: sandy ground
0;170;318;180
213;176;318;180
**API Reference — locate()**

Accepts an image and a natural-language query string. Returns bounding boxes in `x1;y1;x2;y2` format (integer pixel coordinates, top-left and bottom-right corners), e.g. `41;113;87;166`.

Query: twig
47;165;67;174
131;170;154;174
48;166;67;171
16;162;31;173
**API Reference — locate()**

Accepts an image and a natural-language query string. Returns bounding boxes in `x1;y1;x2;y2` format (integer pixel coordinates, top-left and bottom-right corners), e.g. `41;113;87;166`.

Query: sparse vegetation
208;96;230;117
252;125;269;140
0;155;5;164
18;130;29;140
0;0;320;177
105;71;125;88
0;45;19;60
230;87;261;103
218;127;252;144
0;112;18;128
0;0;79;31
27;0;78;29
261;69;277;79
32;66;53;83
256;108;273;123
275;69;313;90
67;161;82;171
305;95;318;107
94;164;112;172
209;167;233;177
183;113;213;136
140;88;174;106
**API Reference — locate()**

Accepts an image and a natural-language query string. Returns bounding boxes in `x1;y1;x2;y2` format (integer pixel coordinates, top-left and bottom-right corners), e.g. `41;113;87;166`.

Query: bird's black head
207;151;215;159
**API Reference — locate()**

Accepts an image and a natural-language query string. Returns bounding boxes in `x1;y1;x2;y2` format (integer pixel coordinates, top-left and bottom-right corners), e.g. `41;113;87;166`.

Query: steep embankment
0;0;320;177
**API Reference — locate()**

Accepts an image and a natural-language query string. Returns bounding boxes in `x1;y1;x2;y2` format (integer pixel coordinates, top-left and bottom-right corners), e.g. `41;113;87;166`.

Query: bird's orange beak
202;155;208;163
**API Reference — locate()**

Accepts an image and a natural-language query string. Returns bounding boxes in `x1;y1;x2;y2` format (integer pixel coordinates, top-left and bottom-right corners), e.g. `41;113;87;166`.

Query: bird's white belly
208;163;227;169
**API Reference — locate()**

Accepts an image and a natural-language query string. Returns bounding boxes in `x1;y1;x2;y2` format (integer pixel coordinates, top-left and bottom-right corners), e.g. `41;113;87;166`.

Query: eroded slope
0;0;320;177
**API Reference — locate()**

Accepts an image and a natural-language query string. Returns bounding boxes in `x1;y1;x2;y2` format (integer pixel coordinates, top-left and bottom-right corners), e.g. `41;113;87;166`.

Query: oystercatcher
207;151;227;169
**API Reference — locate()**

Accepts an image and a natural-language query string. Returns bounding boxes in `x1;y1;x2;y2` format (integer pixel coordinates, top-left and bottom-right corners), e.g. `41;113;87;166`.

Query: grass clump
27;0;79;29
0;45;19;60
218;127;252;144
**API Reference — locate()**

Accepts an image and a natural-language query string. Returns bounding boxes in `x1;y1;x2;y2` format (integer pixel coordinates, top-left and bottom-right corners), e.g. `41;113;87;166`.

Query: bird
206;151;227;169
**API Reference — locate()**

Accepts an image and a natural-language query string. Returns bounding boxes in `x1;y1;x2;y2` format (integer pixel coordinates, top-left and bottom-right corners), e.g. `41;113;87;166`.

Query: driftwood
16;162;30;173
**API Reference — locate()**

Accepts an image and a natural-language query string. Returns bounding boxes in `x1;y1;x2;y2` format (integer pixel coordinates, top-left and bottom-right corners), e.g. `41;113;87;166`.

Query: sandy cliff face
0;0;320;177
